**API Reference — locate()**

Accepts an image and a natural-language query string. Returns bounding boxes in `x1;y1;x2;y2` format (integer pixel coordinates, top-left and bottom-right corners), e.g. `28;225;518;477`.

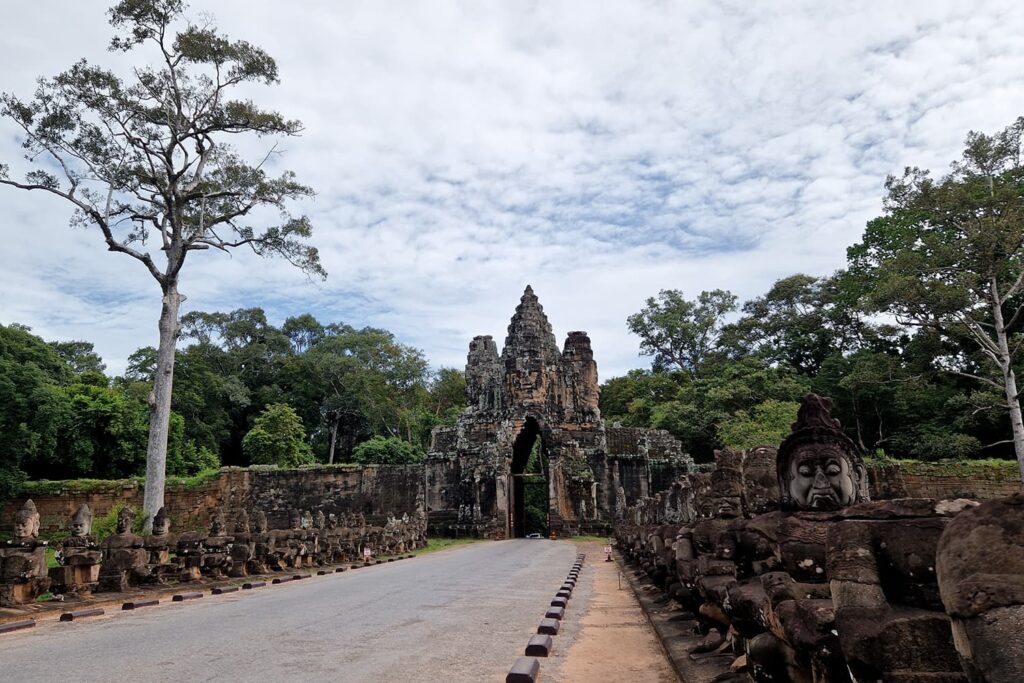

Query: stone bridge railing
614;394;1024;683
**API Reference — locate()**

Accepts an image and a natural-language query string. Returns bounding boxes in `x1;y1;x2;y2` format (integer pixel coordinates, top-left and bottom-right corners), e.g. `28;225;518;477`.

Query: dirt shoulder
543;541;679;683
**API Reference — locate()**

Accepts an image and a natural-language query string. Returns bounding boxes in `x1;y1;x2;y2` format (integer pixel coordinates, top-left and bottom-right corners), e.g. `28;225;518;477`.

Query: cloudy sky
3;1;1024;379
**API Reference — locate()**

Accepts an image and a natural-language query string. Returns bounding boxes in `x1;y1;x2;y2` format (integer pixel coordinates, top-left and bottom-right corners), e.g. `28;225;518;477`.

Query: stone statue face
290;511;302;530
70;506;93;538
210;514;225;536
253;511;268;533
151;507;170;536
786;443;860;510
116;507;135;534
234;511;250;534
13;513;34;540
715;496;742;519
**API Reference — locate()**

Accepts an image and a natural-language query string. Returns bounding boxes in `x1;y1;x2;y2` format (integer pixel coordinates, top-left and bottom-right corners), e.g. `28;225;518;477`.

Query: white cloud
2;1;1024;378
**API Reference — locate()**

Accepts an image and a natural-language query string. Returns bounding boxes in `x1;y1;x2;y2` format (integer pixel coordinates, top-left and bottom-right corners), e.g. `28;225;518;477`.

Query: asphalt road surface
0;540;581;682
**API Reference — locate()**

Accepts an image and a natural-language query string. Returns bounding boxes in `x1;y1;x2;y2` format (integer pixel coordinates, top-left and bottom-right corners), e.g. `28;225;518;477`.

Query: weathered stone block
537;618;560;635
506;656;540;683
525;634;553;657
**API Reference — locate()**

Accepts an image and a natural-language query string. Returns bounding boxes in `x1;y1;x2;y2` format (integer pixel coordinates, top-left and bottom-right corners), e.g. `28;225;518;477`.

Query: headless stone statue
248;510;271;575
228;509;254;577
0;500;51;605
266;510;301;571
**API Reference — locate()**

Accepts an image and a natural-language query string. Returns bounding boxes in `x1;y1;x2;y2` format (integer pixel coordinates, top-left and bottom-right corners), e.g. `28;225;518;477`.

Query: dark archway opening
510;417;549;538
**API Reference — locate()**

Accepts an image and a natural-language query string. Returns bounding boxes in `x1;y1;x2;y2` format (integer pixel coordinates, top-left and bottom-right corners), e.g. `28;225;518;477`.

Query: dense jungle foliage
0;311;465;493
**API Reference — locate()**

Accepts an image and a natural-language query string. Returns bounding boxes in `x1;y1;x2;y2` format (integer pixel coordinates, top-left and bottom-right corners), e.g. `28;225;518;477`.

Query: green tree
242;403;313;467
0;0;324;530
0;324;72;489
351;436;424;465
718;400;800;450
627;289;737;377
848;117;1024;479
722;274;868;376
49;341;107;376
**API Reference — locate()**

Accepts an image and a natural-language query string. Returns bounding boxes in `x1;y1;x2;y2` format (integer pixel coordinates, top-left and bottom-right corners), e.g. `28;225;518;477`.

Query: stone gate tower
426;286;692;538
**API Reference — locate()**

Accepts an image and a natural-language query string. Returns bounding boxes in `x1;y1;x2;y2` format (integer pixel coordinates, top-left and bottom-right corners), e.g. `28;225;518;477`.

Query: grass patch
568;535;614;544
417;537;485;555
20;468;223;498
46;547;59;569
35;591;55;602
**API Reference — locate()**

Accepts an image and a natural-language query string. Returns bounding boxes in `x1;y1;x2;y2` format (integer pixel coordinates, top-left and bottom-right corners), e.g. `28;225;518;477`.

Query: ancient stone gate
426;286;692;538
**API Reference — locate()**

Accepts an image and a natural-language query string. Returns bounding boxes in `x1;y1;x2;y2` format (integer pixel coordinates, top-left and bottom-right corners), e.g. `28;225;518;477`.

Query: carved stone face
253;511;268;533
715;496;742;519
152;508;170;536
13;513;34;540
71;504;93;537
786;443;860;510
234;510;250;534
210;513;225;536
289;511;302;530
116;507;135;534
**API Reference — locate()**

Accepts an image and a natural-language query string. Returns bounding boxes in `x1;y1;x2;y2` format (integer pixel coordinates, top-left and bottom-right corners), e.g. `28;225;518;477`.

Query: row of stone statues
0;501;427;606
616;393;1024;683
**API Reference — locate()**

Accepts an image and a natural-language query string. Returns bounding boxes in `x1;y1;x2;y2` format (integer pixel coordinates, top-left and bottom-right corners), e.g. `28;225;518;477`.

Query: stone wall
1;465;424;537
868;460;1021;500
4;460;1017;538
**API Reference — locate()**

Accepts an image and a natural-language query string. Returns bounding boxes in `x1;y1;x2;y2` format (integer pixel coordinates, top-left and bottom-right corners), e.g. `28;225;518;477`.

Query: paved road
0;540;580;682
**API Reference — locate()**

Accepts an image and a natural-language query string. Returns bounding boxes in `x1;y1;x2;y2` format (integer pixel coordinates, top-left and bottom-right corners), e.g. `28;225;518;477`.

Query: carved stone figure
937;493;1024;683
228;509;254;577
51;504;102;595
70;503;92;538
777;394;868;511
0;500;50;605
248;510;271;574
827;498;974;681
201;510;235;578
152;506;171;537
140;507;176;584
98;506;148;592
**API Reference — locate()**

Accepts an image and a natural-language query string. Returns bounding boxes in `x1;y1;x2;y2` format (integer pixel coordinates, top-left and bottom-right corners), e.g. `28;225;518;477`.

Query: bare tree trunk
328;419;338;465
990;283;1024;481
142;282;182;533
1002;369;1024;480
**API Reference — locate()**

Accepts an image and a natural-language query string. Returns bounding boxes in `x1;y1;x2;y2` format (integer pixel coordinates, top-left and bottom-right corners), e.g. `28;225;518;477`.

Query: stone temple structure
426;286;692;538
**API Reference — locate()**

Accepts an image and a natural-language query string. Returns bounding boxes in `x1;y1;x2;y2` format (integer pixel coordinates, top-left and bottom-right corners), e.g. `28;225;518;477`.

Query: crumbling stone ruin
617;393;1024;683
427;285;692;537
